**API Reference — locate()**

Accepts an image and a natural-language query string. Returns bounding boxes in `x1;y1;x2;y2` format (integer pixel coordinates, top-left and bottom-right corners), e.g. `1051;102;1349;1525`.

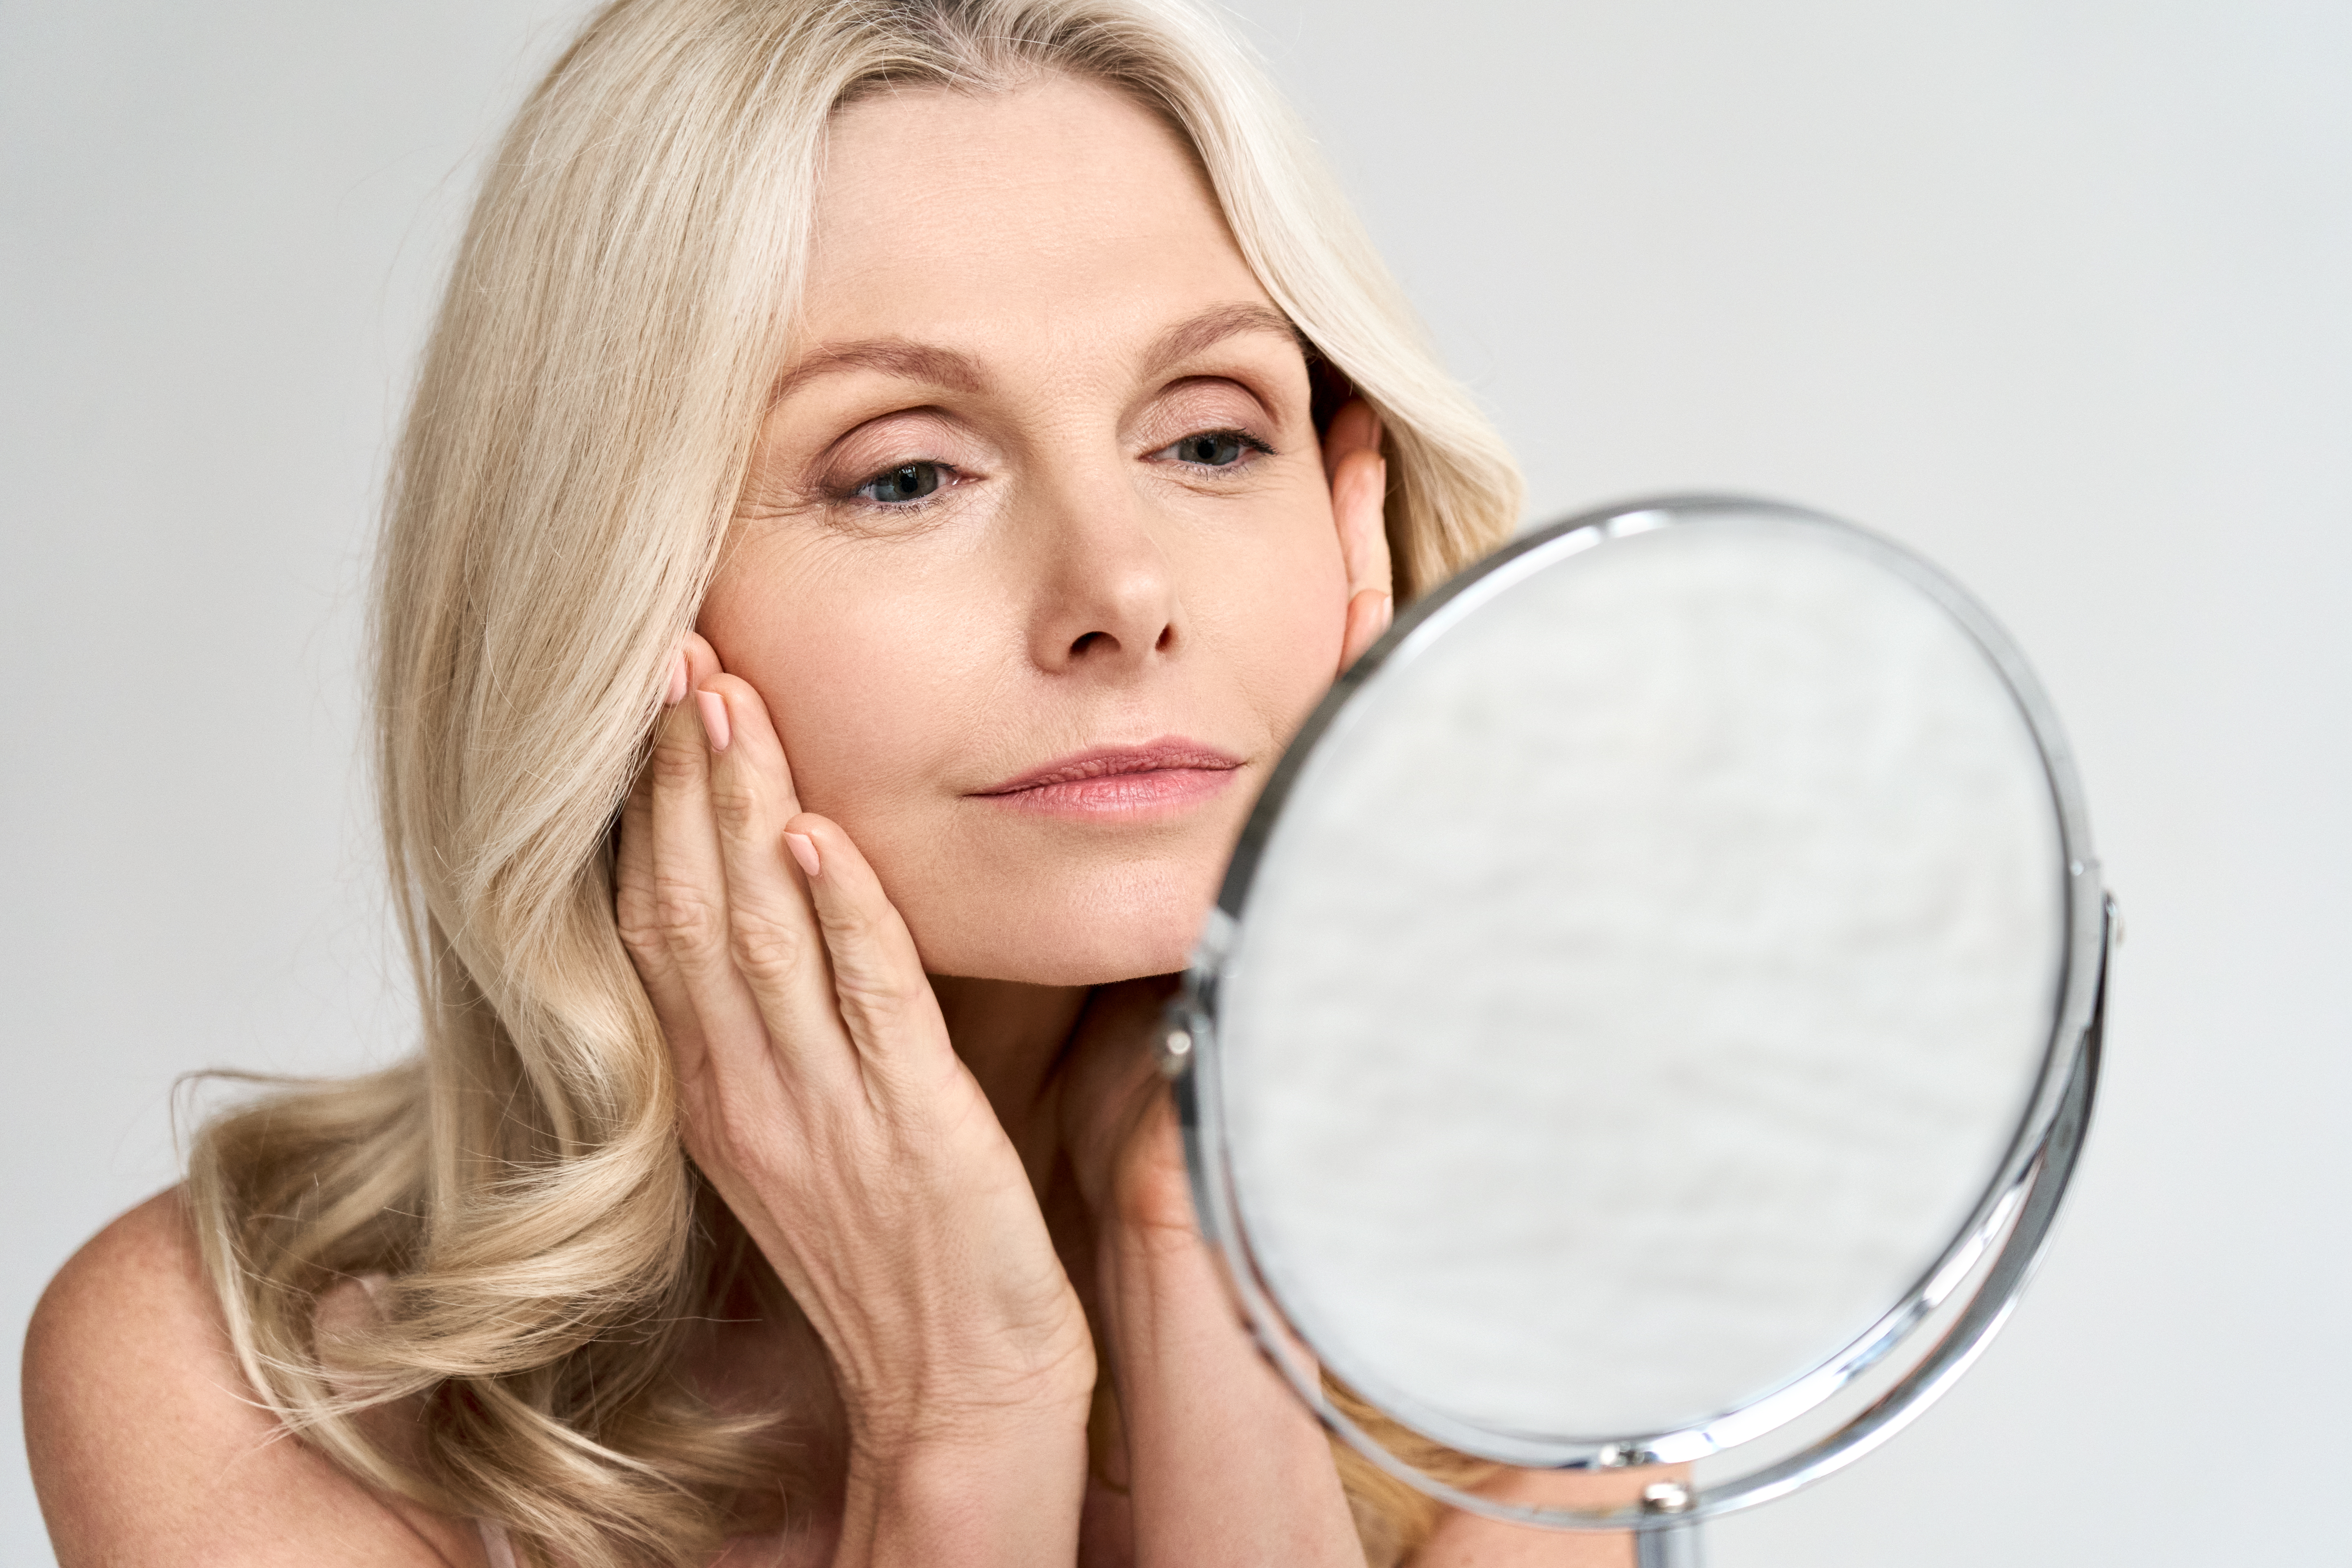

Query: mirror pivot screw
1157;1027;1195;1079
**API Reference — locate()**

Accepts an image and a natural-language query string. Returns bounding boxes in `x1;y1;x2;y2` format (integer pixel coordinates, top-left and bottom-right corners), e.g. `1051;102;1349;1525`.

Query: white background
4;2;2345;1561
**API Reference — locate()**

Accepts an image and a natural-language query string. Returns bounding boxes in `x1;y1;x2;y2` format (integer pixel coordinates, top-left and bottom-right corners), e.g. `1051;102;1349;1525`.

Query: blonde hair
186;2;1521;1564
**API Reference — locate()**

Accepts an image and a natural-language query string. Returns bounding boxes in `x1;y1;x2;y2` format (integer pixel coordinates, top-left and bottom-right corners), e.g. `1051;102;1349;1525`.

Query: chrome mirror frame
1158;497;2108;1554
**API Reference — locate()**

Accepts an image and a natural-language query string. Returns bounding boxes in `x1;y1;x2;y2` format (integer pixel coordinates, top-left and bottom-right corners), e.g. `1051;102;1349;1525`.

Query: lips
972;738;1244;818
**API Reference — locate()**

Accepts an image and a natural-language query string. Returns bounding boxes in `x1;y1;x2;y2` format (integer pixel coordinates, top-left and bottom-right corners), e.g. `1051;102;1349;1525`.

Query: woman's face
699;76;1352;986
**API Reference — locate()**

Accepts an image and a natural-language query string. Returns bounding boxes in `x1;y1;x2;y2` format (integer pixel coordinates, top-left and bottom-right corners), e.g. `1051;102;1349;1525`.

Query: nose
1020;472;1182;677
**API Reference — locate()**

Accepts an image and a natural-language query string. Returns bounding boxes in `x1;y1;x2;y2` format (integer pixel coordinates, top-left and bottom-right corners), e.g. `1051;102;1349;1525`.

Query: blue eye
855;462;946;505
1170;431;1251;467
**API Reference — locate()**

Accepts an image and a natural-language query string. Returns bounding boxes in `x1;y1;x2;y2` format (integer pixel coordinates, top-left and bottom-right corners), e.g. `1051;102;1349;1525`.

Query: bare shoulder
23;1188;480;1568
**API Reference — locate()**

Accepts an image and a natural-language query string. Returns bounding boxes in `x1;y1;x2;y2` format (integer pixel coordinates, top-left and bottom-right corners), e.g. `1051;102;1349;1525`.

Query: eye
1157;429;1268;469
852;461;949;505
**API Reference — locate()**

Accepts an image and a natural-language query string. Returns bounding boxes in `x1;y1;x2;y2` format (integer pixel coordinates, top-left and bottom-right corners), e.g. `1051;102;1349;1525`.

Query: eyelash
837;461;958;512
833;425;1275;514
1154;427;1275;471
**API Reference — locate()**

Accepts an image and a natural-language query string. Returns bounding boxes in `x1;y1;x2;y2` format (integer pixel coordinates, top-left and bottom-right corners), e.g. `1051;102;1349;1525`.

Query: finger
1058;978;1180;1213
646;665;777;1089
696;675;863;1092
1320;395;1384;484
622;639;722;1076
622;639;728;1083
616;765;709;1081
634;634;723;892
678;632;723;694
1107;1088;1197;1243
779;811;955;1091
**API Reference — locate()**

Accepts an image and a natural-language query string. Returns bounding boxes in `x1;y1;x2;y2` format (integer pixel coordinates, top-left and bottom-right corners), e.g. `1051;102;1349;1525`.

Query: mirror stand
1635;1526;1704;1568
1635;1486;1705;1568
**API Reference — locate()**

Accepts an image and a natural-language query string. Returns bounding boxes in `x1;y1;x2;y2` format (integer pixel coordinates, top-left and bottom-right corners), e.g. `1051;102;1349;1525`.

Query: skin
25;76;1662;1566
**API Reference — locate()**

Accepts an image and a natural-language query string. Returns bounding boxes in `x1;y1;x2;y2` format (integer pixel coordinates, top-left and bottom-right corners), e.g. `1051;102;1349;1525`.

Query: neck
928;975;1091;1192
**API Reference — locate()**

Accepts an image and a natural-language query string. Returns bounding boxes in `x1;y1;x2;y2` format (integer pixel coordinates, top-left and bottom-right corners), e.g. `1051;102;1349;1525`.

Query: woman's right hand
614;637;1094;1523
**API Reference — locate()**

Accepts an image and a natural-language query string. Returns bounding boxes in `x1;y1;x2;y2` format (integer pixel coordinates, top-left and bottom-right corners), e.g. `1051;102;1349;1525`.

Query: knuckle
651;875;725;953
730;918;811;987
816;899;879;952
708;776;761;839
647;737;705;793
615;886;666;964
837;967;916;1020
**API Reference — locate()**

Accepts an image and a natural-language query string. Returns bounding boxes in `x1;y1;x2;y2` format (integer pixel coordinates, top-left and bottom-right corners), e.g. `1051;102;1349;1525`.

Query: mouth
971;737;1245;819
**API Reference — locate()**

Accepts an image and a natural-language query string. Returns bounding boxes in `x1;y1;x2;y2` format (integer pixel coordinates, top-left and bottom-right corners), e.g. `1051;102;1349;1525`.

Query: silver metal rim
1170;495;2107;1530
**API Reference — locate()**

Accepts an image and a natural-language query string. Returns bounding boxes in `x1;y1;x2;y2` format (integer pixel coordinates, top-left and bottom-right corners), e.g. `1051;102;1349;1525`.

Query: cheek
691;487;1352;987
696;552;983;822
1190;495;1351;739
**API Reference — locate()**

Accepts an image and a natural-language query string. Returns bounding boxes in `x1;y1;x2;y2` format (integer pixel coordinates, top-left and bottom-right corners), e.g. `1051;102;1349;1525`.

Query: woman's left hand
1056;979;1188;1244
1055;982;1366;1568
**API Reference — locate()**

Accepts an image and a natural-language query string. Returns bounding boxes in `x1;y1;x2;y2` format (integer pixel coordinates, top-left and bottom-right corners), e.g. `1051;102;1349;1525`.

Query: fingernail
695;689;731;752
665;651;688;707
784;831;820;878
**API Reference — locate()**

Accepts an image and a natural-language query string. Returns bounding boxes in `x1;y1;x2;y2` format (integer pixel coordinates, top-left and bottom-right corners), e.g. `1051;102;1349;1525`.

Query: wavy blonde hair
186;2;1521;1564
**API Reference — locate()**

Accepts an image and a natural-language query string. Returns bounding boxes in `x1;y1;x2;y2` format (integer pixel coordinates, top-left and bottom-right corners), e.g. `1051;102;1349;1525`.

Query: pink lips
972;738;1244;818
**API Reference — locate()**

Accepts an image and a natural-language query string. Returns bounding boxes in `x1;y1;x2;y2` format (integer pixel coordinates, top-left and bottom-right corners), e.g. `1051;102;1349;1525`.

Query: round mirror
1165;496;2108;1552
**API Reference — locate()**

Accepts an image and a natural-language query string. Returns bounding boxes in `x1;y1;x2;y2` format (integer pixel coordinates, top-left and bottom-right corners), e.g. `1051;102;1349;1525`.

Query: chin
908;858;1216;987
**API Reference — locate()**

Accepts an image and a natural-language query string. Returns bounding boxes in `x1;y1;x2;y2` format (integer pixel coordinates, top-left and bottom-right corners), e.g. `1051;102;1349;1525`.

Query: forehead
806;75;1271;349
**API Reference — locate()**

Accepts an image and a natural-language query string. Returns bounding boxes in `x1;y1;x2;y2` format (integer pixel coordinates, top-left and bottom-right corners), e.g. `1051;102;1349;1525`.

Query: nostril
1155;623;1175;652
1070;631;1110;657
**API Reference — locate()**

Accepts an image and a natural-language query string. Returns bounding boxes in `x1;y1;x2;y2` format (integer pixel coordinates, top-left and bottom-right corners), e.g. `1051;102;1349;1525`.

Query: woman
25;2;1653;1562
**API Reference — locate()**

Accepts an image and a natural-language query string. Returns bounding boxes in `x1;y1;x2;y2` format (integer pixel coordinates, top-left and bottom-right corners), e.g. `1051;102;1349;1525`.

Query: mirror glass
1184;499;2095;1506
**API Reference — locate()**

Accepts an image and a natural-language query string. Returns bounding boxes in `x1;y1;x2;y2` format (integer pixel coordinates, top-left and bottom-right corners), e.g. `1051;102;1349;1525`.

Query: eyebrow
768;302;1306;408
1139;302;1308;380
769;339;986;404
